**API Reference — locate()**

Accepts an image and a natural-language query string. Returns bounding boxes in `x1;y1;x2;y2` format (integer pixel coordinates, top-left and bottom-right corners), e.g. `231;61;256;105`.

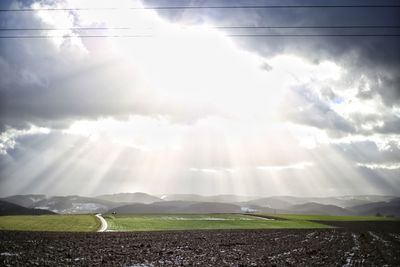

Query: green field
2;213;395;232
0;215;100;232
105;214;330;231
268;214;400;221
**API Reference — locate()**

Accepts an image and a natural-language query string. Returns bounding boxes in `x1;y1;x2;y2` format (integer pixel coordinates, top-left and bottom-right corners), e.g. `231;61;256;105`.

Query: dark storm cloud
352;70;400;107
283;86;355;134
331;140;400;164
348;111;400;135
0;42;156;130
0;1;143;130
373;116;400;134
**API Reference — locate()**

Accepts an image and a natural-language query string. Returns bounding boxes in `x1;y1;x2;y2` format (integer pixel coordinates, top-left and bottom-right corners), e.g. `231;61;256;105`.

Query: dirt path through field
95;214;107;232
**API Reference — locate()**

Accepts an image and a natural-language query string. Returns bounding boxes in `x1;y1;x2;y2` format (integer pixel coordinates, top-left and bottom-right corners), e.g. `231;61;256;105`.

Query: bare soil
1;221;400;266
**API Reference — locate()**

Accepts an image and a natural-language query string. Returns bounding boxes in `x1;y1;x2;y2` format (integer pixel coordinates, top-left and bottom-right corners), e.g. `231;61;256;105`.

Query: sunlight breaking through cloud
0;0;399;197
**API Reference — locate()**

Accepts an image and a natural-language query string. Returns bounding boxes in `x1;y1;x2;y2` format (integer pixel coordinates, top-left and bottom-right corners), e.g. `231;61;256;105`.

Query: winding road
95;214;108;232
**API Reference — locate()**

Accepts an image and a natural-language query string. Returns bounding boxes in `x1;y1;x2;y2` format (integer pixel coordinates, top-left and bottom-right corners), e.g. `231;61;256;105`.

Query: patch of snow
126;261;154;267
268;250;292;261
240;207;258;213
306;232;316;238
352;233;360;249
160;216;253;221
29;197;43;202
389;233;400;241
325;234;334;242
50;203;108;214
1;252;18;256
72;202;106;211
342;233;360;267
160;216;237;221
369;231;389;245
249;216;274;221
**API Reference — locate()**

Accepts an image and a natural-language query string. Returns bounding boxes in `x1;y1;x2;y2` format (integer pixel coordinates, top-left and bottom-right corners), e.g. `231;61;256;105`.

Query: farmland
1;213;400;265
104;214;330;231
1;226;400;266
1;213;399;232
270;214;400;221
0;215;100;232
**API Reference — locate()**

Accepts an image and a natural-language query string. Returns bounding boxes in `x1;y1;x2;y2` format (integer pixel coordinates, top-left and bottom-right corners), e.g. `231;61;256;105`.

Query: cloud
146;0;400;125
0;3;155;130
282;86;355;135
374;115;400;134
332;140;400;165
1;0;400;197
2;0;397;137
356;162;400;170
0;0;291;131
0;126;50;154
0;0;230;130
256;162;314;171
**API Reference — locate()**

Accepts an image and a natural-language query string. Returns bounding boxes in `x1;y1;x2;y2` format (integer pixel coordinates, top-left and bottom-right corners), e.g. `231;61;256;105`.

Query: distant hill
286;202;353;216
1;194;46;208
160;194;208;202
204;195;259;203
180;202;242;213
161;194;258;203
152;200;198;208
32;196;120;214
0;200;55;216
108;200;200;214
335;195;396;207
245;197;293;210
305;195;396;208
96;192;161;204
248;195;397;209
2;193;397;216
339;195;397;203
108;203;177;214
109;202;243;214
349;198;400;216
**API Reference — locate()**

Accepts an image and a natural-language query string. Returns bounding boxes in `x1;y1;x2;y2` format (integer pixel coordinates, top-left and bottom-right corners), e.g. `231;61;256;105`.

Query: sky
0;0;399;197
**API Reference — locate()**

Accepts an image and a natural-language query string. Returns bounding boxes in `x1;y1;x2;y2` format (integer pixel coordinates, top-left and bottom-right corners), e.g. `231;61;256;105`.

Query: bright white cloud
356;162;400;170
257;162;314;171
0;126;50;155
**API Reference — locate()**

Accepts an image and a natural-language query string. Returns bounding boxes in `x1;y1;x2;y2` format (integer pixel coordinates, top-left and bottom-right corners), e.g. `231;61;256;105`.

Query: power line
0;25;399;31
214;25;400;29
228;34;400;37
0;34;399;39
0;35;153;39
1;5;400;12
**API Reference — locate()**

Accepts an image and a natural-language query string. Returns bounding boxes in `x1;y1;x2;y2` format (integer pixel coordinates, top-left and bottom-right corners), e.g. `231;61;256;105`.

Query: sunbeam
0;0;399;198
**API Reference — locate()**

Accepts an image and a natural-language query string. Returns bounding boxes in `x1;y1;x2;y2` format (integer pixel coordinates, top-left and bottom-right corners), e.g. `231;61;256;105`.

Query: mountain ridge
1;193;398;216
